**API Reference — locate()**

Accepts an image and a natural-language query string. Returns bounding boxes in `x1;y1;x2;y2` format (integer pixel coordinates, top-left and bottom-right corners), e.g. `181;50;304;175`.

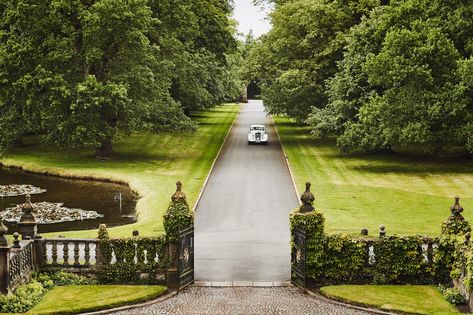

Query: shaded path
194;100;299;282
109;287;374;315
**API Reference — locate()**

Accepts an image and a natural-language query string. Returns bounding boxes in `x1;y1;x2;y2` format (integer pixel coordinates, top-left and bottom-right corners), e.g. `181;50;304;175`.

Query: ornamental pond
0;166;138;234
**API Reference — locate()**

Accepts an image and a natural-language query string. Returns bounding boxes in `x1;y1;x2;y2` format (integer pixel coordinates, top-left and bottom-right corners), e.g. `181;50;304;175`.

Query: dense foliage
163;199;194;243
0;281;46;313
312;0;473;154
289;208;470;285
97;224;169;283
0;0;240;157
0;271;92;313
249;0;473;155
244;0;381;121
440;286;467;305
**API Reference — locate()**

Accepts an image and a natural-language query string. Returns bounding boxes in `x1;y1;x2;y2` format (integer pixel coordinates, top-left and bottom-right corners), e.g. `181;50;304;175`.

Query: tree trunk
95;139;113;159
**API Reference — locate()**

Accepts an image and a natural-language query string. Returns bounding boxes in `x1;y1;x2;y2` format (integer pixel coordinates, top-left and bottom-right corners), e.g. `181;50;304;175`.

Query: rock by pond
0;166;138;234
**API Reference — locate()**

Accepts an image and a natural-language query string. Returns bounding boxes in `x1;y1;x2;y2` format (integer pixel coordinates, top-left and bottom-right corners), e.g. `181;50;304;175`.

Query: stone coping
80;291;177;315
193;281;292;287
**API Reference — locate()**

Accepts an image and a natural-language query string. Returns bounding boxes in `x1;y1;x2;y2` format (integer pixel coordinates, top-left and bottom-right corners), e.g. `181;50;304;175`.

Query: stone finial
0;221;7;247
171;181;187;202
450;196;465;220
379;224;386;238
12;233;20;249
19;194;36;224
299;182;315;213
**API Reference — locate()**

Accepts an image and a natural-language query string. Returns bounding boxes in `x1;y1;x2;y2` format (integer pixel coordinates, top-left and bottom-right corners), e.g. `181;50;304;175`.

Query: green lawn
275;117;473;236
27;285;166;315
0;104;239;238
320;285;460;315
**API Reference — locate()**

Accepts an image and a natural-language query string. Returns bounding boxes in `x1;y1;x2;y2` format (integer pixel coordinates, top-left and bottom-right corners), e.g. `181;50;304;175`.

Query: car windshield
251;126;265;131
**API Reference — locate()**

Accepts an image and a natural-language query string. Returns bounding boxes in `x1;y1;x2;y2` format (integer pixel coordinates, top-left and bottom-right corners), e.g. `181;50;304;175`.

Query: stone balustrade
8;240;35;292
38;238;99;269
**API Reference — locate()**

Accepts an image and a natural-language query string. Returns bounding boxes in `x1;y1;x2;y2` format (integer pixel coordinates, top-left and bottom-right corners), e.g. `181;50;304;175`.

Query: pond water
0;166;138;234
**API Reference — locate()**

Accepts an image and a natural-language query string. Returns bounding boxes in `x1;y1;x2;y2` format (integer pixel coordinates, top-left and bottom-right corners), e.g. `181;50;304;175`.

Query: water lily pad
0;184;46;197
0;201;104;224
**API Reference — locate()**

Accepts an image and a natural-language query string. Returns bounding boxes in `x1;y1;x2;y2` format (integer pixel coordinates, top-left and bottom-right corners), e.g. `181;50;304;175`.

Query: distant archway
247;80;261;99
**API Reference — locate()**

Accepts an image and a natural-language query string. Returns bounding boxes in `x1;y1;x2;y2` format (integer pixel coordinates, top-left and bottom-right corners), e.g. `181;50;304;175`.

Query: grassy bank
28;285;166;314
275;117;473;236
320;285;459;314
1;104;239;238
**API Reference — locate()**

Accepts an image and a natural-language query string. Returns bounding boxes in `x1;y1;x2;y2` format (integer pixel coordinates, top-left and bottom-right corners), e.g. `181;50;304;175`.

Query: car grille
255;132;261;141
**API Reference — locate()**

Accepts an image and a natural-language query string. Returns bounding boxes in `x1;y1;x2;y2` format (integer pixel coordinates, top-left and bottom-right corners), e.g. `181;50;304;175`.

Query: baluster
43;242;48;264
94;242;99;265
20;252;24;276
427;242;434;263
74;243;80;266
52;242;58;265
84;243;91;266
63;241;69;265
27;244;33;269
364;241;370;267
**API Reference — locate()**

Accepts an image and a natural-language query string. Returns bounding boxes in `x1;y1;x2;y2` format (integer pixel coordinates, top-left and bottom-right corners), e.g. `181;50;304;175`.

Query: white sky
233;0;272;38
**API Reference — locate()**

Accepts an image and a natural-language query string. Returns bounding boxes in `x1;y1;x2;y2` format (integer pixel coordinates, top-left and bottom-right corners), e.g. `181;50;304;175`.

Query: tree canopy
246;0;473;155
311;0;473;154
0;0;240;157
244;0;381;121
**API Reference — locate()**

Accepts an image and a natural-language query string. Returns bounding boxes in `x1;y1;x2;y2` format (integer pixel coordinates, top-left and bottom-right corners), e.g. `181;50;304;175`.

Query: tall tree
151;0;239;114
310;0;473;154
0;0;240;158
247;0;380;121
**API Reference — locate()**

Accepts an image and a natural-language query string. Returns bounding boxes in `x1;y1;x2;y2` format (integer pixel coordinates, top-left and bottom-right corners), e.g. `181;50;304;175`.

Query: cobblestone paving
110;287;373;315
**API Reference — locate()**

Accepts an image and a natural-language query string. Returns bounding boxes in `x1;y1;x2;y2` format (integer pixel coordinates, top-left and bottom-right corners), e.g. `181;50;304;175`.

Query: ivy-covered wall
290;205;470;287
95;181;194;284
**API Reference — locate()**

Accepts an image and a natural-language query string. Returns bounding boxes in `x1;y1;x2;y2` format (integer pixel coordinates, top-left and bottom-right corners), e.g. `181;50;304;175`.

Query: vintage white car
248;125;268;144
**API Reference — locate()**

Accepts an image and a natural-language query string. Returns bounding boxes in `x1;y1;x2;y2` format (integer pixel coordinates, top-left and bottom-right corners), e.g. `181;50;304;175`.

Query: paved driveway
194;100;299;282
108;287;374;315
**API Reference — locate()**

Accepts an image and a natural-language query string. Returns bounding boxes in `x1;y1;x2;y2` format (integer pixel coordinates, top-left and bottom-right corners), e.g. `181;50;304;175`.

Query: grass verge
1;104;239;238
27;285;166;315
320;285;460;315
274;117;473;236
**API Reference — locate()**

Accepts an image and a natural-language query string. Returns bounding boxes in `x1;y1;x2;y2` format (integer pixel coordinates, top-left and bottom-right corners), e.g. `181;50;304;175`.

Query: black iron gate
291;226;308;288
178;226;194;290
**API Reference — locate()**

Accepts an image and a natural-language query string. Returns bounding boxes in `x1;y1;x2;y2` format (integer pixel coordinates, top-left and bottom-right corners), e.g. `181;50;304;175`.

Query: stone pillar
18;195;38;240
166;242;179;291
34;238;45;269
165;181;194;291
291;182;317;289
0;221;10;294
